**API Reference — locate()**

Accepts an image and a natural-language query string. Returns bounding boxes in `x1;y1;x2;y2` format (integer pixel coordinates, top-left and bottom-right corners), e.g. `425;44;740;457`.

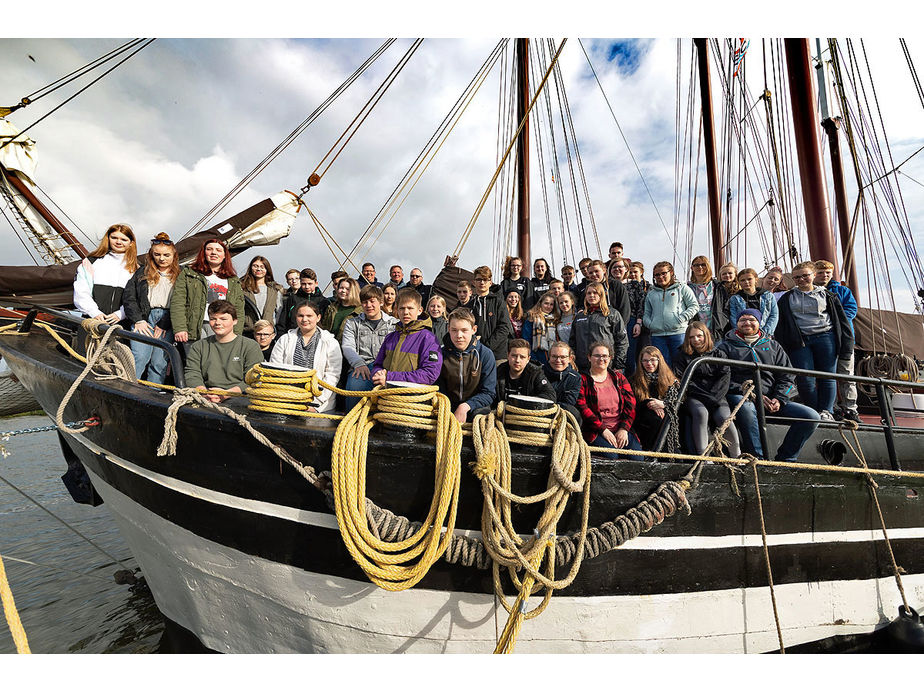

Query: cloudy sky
2;13;923;311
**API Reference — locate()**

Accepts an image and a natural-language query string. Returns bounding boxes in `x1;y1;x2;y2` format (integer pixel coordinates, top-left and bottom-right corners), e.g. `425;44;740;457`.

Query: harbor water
0;413;164;653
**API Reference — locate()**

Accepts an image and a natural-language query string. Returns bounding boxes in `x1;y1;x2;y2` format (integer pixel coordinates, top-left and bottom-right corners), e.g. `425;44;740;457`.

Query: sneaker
819;410;835;422
842;409;861;423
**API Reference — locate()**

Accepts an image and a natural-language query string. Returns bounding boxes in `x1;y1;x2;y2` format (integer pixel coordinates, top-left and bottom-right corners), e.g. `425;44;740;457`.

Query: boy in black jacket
496;339;556;402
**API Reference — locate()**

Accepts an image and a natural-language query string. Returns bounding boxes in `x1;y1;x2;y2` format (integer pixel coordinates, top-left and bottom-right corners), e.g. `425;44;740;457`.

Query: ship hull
1;329;923;653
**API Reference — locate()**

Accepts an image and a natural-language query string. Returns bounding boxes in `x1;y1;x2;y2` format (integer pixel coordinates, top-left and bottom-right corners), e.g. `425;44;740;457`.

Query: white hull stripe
70;433;924;550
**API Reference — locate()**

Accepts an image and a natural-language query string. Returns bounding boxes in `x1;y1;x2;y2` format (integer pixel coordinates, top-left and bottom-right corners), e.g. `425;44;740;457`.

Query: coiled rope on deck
330;384;463;591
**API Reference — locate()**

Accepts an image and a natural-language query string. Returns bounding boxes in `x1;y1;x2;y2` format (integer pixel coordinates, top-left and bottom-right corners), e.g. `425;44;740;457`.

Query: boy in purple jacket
372;288;443;385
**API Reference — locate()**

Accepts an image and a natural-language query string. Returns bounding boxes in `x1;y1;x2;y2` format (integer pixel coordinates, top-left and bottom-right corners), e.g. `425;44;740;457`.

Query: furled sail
0;118;77;264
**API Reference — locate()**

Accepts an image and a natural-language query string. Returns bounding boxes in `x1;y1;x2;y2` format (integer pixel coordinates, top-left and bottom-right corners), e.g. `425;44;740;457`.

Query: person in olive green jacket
171;239;245;349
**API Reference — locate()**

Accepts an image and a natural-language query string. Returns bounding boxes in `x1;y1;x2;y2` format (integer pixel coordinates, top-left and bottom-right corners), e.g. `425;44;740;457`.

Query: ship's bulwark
1;329;922;653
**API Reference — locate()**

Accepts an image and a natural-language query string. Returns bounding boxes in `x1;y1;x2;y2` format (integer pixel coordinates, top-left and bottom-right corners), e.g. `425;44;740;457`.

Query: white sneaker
819;410;835;421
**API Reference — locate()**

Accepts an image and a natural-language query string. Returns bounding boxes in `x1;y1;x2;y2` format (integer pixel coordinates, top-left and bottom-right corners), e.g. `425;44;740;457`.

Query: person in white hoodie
270;301;343;414
642;261;699;370
73;223;139;325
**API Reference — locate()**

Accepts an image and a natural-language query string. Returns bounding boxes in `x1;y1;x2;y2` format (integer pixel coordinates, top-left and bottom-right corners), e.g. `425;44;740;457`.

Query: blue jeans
590;431;643;460
344;366;376;411
650;333;684;371
130;308;173;384
787;330;837;413
727;394;820;462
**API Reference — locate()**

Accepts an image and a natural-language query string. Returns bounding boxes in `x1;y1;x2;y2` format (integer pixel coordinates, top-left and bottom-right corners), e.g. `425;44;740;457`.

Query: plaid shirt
577;369;637;442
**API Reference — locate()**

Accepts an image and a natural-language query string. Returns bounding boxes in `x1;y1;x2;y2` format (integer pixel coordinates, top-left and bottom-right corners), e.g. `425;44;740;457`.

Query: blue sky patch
605;39;651;76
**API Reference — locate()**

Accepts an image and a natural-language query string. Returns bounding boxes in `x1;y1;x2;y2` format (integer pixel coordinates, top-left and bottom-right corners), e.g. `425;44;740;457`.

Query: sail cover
0;118;38;183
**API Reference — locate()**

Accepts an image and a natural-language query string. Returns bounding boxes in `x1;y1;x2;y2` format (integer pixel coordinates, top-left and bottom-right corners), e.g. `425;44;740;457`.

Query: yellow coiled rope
471;402;591;652
244;364;340;418
330;384;463;591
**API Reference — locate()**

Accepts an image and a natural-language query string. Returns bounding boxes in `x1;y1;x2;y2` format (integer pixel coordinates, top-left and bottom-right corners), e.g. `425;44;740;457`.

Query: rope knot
471;453;498;480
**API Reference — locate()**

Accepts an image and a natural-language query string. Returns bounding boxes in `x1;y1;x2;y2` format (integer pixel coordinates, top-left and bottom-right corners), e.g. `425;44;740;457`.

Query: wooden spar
784;38;838;268
821;117;861;301
516;38;531;272
815;40;860;301
694;39;725;268
1;162;88;259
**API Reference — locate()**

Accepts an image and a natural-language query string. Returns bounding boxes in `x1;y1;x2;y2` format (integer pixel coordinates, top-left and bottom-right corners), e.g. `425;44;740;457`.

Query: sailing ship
1;38;923;654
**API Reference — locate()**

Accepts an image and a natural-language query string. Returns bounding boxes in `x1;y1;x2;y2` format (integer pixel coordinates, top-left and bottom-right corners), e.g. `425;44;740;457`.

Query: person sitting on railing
270;300;342;414
438;307;497;423
716;309;820;462
542;341;582;423
122;232;178;384
74;223;139;327
774;261;854;422
496;339;556;403
673;321;740;458
341;285;398;411
371;288;443;387
577;341;642;460
185;300;264;403
628;346;679;451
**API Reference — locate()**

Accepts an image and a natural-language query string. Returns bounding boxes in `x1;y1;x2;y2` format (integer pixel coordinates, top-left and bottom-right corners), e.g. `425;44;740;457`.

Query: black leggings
685;397;740;457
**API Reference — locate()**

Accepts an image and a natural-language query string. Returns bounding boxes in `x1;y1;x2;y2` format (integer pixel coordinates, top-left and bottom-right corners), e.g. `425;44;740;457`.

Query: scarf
293;329;321;369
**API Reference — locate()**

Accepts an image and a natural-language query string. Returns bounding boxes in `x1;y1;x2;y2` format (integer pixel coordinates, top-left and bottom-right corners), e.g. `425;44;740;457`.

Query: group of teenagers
73;227;858;463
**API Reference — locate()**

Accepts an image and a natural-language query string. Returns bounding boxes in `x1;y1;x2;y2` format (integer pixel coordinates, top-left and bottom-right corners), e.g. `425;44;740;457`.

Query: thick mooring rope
0;553;30;654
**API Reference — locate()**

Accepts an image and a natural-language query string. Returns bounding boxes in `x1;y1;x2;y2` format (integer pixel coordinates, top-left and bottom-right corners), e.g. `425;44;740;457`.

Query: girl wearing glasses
643;261;699;370
241;256;284;339
122;232;179;383
774;261;854;420
628;345;680;451
74;223;139;326
577;341;642;459
171;238;245;350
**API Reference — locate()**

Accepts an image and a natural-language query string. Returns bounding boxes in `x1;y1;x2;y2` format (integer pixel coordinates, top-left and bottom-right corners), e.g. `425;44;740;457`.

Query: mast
515;38;531;271
784;38;838;268
694;38;725;268
815;40;860;301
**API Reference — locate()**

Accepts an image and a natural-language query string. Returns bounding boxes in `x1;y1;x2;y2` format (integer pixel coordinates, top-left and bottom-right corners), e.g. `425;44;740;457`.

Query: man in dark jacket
438;307;497;423
471;265;513;361
357;262;384;289
496;339;557;402
277;268;330;333
716;310;820;462
407;267;431;306
543;341;582;422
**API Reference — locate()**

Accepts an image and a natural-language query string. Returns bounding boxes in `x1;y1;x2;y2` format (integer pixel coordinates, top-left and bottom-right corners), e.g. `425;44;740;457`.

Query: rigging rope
0;40;155;153
182;38;397;239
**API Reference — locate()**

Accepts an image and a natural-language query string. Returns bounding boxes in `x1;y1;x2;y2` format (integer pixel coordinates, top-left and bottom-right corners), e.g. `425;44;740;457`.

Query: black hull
2;328;923;653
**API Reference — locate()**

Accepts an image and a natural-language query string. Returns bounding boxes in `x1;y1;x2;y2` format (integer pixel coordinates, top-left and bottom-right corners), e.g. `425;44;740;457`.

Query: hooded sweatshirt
371;317;443;385
438;332;498;412
643;280;700;336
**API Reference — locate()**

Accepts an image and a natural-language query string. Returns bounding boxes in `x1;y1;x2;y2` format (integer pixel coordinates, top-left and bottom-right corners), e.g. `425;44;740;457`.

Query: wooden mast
515;38;531;272
694;39;726;269
816;40;861;301
784;38;838;268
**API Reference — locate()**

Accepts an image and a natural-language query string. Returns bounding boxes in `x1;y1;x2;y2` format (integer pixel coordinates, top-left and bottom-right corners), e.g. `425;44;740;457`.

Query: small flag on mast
733;39;750;77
